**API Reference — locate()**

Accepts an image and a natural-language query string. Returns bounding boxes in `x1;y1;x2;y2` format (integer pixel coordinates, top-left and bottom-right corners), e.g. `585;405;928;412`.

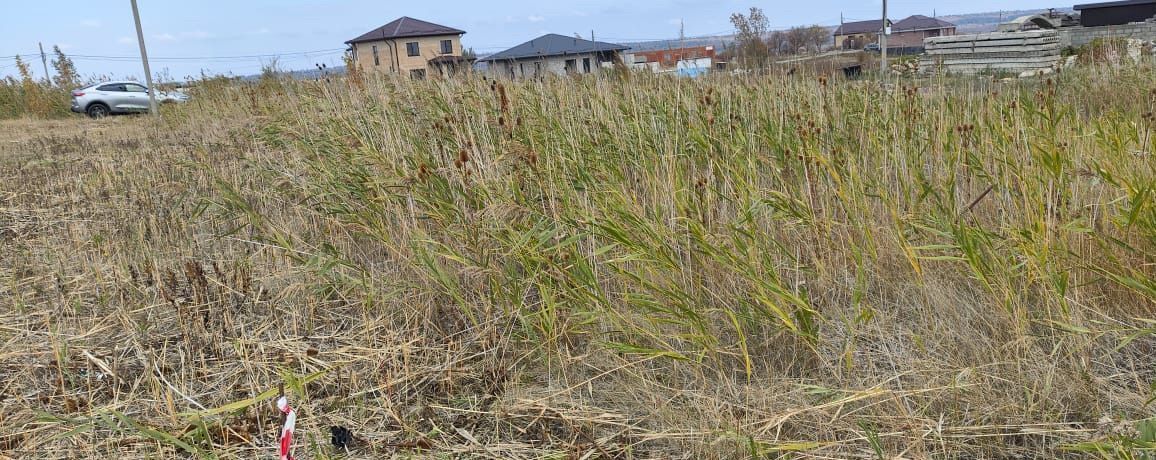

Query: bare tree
802;26;829;52
783;26;829;54
767;25;832;56
730;7;770;67
767;31;788;56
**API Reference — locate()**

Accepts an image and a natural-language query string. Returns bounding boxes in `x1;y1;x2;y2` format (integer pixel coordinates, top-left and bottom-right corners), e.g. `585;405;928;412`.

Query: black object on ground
330;425;354;449
843;64;863;79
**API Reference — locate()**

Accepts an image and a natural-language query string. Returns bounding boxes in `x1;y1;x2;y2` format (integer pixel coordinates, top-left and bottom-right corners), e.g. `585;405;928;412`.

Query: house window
583;58;591;73
410;69;426;79
440;39;453;54
406;42;420;57
372;45;380;66
534;61;541;76
519;63;525;77
564;59;577;73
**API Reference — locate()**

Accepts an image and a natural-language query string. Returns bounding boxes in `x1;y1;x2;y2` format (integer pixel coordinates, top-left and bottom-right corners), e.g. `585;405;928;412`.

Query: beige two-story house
345;17;468;78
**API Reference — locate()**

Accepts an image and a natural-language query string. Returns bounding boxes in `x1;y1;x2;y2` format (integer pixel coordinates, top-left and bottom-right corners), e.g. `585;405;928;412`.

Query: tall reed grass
2;65;1155;458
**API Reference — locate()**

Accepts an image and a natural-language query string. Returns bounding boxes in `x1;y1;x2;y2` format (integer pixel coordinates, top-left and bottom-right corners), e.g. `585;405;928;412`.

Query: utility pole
880;0;888;76
839;13;844;49
38;43;50;83
37;42;50;83
592;29;600;70
130;0;159;117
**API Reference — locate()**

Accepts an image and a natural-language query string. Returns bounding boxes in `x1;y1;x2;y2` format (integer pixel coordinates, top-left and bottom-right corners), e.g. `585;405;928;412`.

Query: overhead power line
2;48;345;64
65;48;347;62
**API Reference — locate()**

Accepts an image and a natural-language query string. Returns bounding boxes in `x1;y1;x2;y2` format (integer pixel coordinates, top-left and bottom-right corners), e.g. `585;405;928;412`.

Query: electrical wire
3;48;345;63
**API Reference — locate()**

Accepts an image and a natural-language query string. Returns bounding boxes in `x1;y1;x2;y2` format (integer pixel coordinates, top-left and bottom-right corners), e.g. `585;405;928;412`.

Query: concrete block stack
920;30;1062;75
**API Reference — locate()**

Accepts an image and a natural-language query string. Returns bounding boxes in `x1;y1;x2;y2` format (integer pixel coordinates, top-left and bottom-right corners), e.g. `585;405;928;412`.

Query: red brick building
629;45;716;68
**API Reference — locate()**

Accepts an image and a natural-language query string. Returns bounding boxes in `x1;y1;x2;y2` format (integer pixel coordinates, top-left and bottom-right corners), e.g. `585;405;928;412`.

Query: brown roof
346;17;465;44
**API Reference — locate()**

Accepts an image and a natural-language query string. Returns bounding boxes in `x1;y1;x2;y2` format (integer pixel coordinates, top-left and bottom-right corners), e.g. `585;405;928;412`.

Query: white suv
70;81;188;118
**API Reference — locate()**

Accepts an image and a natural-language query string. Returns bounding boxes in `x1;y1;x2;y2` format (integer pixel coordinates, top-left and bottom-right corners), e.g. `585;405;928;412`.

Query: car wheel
86;103;110;118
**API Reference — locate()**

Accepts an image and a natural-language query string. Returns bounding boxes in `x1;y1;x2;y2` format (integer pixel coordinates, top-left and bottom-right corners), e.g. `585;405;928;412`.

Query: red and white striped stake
276;396;297;460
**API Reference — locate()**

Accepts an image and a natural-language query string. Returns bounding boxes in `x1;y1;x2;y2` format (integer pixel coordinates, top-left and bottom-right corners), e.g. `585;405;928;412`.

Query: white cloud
527;15;545;22
181;30;213;40
117;36;135;45
150;31;212;42
80;19;102;28
252;27;271;35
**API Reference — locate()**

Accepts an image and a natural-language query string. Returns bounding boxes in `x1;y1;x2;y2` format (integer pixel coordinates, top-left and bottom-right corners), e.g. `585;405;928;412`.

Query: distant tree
765;26;829;56
767;30;788;55
730;7;770;67
785;25;829;54
462;47;477;61
51;46;80;89
260;57;281;80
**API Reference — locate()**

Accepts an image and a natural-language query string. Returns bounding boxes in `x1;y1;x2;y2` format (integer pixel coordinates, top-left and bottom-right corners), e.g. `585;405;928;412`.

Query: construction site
918;0;1156;75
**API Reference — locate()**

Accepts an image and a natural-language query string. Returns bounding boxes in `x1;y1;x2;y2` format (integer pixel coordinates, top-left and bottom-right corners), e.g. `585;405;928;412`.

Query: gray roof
346;17;464;44
1074;0;1156;9
833;19;885;35
893;15;956;31
833;15;954;35
477;34;628;62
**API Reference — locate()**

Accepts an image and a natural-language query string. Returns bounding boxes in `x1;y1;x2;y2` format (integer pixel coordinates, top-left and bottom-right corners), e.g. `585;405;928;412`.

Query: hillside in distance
939;7;1074;33
617;7;1073;52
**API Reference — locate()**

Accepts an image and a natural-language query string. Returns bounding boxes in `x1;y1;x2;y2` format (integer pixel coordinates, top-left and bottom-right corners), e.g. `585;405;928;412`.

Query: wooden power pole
130;0;160;117
880;0;888;76
38;43;50;83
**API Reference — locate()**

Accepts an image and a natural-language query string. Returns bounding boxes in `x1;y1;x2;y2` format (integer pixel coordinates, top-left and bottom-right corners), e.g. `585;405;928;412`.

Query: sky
1;0;1063;81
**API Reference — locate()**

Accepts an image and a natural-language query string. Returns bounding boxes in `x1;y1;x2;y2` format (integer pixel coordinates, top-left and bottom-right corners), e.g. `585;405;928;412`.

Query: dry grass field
2;67;1156;459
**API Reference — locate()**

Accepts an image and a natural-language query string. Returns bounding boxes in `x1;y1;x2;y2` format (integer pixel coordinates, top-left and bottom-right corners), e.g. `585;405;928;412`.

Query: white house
476;34;629;78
